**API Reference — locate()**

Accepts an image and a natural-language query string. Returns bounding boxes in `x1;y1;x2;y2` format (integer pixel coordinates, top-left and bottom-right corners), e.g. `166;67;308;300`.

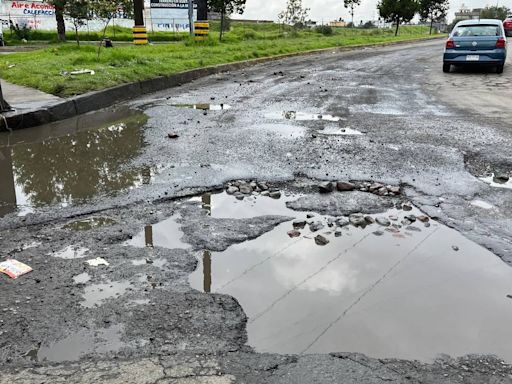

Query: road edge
1;36;444;131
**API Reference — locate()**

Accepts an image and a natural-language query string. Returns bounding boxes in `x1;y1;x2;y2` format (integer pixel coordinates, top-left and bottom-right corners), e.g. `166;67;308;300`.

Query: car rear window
453;25;500;37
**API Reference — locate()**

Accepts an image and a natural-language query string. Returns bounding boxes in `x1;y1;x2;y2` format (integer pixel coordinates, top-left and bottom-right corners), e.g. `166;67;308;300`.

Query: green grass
0;24;441;97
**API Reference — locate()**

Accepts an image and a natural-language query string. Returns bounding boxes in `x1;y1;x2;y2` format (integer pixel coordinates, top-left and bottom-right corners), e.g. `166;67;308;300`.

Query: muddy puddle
0;108;151;217
187;190;512;362
50;245;89;260
81;281;131;308
36;324;125;362
63;217;117;231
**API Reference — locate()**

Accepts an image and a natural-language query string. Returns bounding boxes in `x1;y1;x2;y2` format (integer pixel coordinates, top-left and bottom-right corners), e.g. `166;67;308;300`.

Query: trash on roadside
85;257;109;267
0;259;33;279
8;64;15;68
70;69;95;76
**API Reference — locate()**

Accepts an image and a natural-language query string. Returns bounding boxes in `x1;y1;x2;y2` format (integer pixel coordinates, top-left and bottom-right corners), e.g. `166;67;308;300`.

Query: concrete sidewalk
1;79;62;112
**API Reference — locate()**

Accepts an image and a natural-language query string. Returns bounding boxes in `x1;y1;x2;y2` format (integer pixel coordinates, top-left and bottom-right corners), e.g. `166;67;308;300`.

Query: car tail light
496;37;506;48
446;39;455;49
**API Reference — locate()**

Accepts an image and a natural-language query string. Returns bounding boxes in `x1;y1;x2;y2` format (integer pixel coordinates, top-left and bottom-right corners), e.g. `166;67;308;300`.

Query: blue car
443;19;507;74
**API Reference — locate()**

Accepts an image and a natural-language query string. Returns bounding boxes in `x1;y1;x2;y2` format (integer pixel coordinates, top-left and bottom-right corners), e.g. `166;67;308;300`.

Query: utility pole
197;0;208;21
133;0;148;45
188;0;194;36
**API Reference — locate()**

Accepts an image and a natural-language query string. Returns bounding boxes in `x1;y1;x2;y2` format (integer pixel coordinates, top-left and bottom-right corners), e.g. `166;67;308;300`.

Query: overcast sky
235;0;512;23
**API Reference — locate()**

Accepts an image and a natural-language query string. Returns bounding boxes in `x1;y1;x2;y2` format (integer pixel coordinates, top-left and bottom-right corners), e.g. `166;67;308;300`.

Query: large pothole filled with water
168;185;512;362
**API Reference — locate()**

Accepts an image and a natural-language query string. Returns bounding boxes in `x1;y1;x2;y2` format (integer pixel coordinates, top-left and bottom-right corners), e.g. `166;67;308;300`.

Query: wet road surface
2;40;512;383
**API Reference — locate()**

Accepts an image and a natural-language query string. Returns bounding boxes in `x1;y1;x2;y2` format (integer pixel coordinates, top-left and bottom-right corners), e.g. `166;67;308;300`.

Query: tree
47;0;67;42
480;6;510;21
64;0;92;46
419;0;448;34
91;0;133;55
278;0;310;29
378;0;418;36
344;0;361;27
197;0;208;20
208;0;246;41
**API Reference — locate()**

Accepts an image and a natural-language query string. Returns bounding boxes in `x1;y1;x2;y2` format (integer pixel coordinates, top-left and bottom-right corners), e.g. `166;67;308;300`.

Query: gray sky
236;0;512;23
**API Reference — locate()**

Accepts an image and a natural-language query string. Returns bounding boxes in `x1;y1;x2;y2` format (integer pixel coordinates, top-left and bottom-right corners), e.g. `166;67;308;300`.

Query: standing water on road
0;108;150;217
188;190;512;362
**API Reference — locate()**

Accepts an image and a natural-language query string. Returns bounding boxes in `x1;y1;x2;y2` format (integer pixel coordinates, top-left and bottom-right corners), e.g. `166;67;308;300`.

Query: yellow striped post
194;21;209;41
133;26;148;45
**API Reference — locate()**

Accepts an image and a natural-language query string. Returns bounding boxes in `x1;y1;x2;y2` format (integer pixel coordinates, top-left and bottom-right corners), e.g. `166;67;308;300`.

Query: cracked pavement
2;40;512;382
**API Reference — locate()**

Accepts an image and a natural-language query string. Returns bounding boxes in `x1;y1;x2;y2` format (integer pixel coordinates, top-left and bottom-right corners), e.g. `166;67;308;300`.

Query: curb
1;36;444;131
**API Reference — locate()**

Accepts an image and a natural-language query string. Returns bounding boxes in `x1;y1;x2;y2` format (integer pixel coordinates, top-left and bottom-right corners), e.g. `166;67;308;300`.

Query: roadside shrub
315;25;334;35
10;22;32;40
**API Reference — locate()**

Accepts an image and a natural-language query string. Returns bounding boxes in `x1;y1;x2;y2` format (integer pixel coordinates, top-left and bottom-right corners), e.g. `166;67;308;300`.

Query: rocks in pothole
317;180;401;197
314;235;329;246
224;180;281;200
493;173;510;184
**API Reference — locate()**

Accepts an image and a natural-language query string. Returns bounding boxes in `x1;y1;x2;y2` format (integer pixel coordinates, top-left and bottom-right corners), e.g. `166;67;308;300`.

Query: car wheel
497;64;504;74
443;63;451;73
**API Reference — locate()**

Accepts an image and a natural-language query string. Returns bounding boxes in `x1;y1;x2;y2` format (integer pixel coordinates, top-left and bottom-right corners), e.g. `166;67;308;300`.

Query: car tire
497;64;504;74
443;63;451;73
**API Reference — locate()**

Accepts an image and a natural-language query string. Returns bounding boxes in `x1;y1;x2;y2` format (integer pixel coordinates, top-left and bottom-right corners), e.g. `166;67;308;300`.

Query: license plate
466;55;480;61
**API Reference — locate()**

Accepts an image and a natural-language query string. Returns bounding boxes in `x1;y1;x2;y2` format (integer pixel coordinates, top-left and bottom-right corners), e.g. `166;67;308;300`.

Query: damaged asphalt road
2;40;512;382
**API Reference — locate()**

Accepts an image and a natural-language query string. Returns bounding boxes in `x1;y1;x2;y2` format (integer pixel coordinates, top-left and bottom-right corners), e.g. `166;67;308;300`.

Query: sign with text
150;0;196;9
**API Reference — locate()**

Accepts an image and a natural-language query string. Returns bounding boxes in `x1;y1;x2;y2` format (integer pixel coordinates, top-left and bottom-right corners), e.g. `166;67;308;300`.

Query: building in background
454;4;482;21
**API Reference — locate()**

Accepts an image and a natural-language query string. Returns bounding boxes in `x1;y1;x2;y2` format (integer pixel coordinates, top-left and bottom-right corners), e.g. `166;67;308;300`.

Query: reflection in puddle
267;111;342;122
51;245;89;260
131;258;167;268
81;281;131;308
171;104;231;111
188;193;512;362
0;108;151;217
480;174;512;189
126;214;190;250
37;324;124;362
63;217;117;231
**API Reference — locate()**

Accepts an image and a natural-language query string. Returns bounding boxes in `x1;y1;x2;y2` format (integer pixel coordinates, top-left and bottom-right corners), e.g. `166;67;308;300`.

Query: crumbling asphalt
2;40;512;382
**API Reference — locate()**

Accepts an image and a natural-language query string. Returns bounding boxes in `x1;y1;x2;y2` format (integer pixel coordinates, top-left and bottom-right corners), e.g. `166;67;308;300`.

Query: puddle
126;214;190;250
266;111;342;122
470;199;495;210
37;324;124;362
171;104;231;111
319;127;363;136
81;281;131;308
50;245;89;260
0;108;151;217
188;192;512;362
73;272;91;284
63;217;117;231
130;299;150;305
480;174;512;189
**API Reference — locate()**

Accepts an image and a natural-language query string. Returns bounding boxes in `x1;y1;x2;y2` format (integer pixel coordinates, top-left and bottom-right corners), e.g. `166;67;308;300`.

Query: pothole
81;281;131;308
266;111;342;122
480;173;512;189
0;108;150;217
184;187;512;362
36;324;125;363
319;127;363;136
50;245;89;260
171;104;232;111
125;214;190;250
